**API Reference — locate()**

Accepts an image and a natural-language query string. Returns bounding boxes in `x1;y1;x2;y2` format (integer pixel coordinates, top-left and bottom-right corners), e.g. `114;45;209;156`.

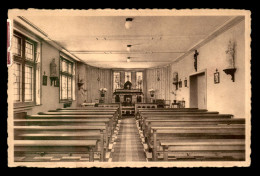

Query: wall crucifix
194;50;199;72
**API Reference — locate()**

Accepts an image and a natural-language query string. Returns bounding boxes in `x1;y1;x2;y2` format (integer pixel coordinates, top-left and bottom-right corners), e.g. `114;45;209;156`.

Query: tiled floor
111;117;146;162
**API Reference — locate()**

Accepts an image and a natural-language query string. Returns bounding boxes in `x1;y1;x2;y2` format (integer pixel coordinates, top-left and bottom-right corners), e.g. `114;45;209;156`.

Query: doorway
189;71;207;109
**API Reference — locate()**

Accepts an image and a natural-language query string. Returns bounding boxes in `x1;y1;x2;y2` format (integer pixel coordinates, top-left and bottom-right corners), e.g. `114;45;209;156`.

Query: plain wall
76;63;113;105
145;66;171;102
147;19;246;118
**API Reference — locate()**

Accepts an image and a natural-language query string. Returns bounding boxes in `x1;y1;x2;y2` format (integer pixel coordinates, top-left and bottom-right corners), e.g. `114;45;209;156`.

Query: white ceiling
23;15;232;69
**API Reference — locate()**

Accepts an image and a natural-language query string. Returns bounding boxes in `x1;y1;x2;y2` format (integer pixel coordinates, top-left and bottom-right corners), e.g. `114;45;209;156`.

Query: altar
112;80;144;116
112;80;144;104
112;89;144;104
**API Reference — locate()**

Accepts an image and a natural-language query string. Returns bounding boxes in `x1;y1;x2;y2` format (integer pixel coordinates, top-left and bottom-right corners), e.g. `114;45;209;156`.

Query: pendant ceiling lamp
126;45;132;52
125;18;133;29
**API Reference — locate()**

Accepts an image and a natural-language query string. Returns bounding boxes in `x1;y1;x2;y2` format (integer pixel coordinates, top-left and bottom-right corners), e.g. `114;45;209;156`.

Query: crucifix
194;50;199;72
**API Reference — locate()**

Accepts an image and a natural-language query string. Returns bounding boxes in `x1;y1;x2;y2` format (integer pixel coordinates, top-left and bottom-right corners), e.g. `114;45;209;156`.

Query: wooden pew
139;111;220;129
136;108;208;119
138;111;219;122
24;115;114;150
39;111;118;126
14;119;111;143
14;140;98;162
40;111;116;115
56;107;121;119
137;108;200;114
160;139;245;161
97;103;122;118
14;119;110;126
143;118;245;142
139;114;233;130
135;103;158;116
58;107;119;110
26;114;114;119
14;125;106;161
150;125;245;161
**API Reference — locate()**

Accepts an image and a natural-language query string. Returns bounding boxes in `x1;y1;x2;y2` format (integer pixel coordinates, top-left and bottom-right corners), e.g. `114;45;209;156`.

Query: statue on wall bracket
225;40;235;69
50;58;59;86
223;40;236;82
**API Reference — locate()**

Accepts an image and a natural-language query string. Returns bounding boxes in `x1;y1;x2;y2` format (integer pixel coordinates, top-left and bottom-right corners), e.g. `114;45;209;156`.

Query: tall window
12;31;38;105
60;56;75;101
113;72;120;91
136;72;143;90
125;72;131;83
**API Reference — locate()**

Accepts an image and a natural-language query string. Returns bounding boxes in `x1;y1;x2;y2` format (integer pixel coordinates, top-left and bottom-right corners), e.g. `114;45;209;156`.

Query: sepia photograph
7;9;251;168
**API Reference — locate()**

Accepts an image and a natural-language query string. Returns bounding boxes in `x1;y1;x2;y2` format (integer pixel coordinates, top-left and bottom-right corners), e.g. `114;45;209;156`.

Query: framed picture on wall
43;75;47;86
214;69;220;84
179;80;182;88
54;78;59;87
184;78;188;87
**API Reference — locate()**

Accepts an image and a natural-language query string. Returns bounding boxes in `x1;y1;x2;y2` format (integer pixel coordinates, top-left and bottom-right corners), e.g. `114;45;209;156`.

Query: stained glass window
125;72;131;83
136;72;143;89
113;72;120;91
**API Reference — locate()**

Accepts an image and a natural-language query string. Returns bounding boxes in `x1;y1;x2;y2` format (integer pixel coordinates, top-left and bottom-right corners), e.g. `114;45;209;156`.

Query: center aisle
111;117;147;162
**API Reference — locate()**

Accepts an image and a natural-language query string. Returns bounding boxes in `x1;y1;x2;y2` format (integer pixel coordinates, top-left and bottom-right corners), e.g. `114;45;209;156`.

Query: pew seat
142;118;245;139
14;140;98;162
139;114;233;129
148;126;245;161
14;125;107;161
159;139;245;161
39;111;116;115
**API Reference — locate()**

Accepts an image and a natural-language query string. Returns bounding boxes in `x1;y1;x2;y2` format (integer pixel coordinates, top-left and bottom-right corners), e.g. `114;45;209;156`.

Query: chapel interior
8;11;249;164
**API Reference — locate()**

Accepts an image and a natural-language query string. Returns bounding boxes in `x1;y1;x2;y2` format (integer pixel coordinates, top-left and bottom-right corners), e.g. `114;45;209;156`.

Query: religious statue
115;75;120;89
124;81;132;89
137;76;142;89
194;50;199;72
225;40;235;68
50;58;57;77
80;87;87;103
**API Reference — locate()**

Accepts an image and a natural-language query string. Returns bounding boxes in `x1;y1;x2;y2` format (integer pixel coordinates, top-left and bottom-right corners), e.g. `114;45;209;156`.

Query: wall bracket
223;68;236;82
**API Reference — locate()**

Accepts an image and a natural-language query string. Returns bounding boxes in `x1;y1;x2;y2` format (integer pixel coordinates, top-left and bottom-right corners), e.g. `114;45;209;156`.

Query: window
12;31;39;106
125;72;131;83
13;35;22;56
113;72;120;91
136;72;143;90
25;41;34;61
13;63;22;102
60;56;75;101
24;65;33;101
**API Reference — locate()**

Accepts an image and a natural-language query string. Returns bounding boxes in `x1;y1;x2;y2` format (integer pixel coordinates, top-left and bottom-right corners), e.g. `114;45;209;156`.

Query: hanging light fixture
97;68;100;81
126;45;132;52
125;18;133;29
126;57;131;62
157;69;160;81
